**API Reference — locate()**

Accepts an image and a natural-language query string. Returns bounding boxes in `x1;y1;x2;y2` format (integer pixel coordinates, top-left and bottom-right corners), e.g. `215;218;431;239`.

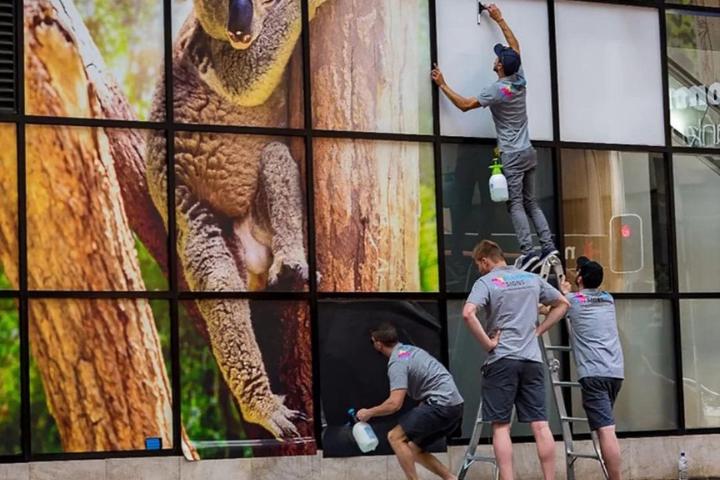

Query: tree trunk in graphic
310;0;423;292
5;0;196;457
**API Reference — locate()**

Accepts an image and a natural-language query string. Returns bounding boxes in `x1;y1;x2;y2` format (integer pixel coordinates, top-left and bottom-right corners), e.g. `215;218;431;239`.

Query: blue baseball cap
494;44;521;76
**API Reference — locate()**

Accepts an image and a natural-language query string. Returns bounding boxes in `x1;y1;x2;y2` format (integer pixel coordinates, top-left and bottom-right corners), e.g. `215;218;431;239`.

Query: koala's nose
227;30;252;45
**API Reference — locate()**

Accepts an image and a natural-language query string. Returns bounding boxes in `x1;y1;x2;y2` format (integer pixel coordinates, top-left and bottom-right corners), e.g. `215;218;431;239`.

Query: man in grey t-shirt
557;257;624;480
463;240;569;480
358;323;463;480
431;3;557;271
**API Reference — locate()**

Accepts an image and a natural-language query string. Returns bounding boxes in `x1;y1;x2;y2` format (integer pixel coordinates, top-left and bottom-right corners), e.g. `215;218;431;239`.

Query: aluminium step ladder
456;254;609;480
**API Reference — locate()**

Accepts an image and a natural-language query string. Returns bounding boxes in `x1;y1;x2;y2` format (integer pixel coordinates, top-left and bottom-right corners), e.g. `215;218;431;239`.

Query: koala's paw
262;401;304;439
268;252;309;286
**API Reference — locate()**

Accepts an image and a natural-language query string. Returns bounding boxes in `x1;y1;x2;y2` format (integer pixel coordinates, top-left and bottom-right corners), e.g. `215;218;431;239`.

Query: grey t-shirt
565;289;625;380
466;265;563;365
476;67;531;154
387;344;464;407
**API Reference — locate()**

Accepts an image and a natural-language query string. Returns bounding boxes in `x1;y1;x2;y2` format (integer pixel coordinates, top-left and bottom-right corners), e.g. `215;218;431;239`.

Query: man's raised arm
488;4;520;54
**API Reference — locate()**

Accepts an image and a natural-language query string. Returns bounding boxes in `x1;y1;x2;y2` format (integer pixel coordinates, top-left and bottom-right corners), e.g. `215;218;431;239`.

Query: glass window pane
561;150;670;293
681;300;720;429
0;299;21;455
318;300;443;457
674;154;720;292
26;126;168;291
442;144;556;292
30;299;172;453
571;299;677;432
314;139;438;292
175;133;307;293
447;300;563;439
0;124;17;290
668;11;720;148
171;0;304;128
181;299;315;458
436;0;553;140
555;2;664;145
667;1;720;10
24;0;164;121
310;1;432;134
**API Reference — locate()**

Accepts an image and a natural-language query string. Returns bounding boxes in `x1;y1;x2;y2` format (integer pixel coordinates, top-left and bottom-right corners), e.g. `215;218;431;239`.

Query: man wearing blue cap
432;3;558;272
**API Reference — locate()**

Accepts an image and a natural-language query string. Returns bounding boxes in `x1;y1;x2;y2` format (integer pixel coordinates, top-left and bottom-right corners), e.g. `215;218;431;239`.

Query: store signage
670;83;720;111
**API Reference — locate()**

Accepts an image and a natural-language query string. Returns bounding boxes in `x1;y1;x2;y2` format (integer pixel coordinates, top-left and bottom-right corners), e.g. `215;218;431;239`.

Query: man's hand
486;328;502;352
560;280;573;295
431;63;446;87
487;3;503;23
538;303;551;316
356;408;372;423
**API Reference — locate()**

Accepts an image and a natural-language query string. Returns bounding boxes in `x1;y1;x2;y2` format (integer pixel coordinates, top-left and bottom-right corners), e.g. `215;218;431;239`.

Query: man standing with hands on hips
464;240;569;480
432;3;558;272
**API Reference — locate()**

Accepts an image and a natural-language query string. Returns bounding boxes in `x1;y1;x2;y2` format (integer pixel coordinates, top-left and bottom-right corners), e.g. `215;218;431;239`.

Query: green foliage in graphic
29;355;62;453
136;236;168;291
179;305;252;459
667;11;698;50
0;267;11;290
0;299;21;455
74;0;163;120
419;153;439;292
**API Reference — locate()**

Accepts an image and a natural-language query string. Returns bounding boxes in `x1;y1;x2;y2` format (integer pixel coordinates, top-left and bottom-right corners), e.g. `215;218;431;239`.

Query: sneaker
515;251;540;271
537;248;560;266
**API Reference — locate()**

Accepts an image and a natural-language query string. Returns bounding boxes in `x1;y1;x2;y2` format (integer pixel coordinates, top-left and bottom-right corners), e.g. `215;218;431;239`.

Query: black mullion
428;0;450;369
659;3;687;433
15;0;29;461
299;0;322;451
558;140;669;154
162;0;181;455
568;0;661;8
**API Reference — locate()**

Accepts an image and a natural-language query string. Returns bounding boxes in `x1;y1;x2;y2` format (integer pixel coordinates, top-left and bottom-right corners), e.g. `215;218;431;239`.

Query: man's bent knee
388;425;408;445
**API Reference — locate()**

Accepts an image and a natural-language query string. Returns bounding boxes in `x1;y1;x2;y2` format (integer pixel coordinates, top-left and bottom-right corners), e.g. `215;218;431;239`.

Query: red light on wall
621;224;632;238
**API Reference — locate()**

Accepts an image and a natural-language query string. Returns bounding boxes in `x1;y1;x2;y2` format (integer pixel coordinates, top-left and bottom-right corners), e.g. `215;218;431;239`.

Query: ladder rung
545;345;573;352
466;455;497;463
553;380;582;388
568;451;602;460
561;416;588;423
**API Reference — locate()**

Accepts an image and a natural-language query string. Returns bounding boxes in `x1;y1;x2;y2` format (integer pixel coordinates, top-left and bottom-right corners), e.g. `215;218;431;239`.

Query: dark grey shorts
399;402;463;450
481;358;546;423
579;376;623;431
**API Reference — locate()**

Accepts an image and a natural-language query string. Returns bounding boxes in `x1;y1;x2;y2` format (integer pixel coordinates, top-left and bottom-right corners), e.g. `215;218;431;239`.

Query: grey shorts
399;402;464;450
481;358;546;423
579;377;623;430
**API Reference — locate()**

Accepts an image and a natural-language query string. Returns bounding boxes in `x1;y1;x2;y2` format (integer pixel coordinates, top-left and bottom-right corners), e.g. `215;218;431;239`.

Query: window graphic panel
0;123;17;291
26;126;168;291
24;0;164;121
436;0;553;140
171;0;304;128
310;1;432;134
556;2;664;145
314;139;438;293
30;299;172;454
318;300;443;457
180;299;315;458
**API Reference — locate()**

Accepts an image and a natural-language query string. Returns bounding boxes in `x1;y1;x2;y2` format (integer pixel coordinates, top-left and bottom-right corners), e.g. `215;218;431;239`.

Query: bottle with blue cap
489;148;509;202
347;408;379;453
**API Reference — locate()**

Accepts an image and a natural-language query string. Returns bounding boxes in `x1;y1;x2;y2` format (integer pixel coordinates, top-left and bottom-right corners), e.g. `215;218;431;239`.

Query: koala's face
195;0;288;50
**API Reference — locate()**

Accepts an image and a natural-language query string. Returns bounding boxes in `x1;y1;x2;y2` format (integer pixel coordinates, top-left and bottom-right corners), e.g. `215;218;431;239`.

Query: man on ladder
432;3;559;271
463;240;570;479
550;257;625;480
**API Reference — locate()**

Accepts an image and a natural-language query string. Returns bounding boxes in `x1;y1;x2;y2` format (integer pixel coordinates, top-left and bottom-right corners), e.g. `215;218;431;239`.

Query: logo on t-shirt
490;273;531;289
397;349;411;359
574;292;613;305
500;85;515;98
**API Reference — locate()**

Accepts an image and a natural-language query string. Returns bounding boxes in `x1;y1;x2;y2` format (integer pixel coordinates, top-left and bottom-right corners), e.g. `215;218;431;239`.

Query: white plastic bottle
348;409;379;453
678;451;689;480
489;161;509;203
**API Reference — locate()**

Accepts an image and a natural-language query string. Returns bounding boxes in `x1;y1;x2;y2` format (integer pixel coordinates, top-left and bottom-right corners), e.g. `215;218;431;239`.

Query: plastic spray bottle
347;408;379;453
489;148;509;202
